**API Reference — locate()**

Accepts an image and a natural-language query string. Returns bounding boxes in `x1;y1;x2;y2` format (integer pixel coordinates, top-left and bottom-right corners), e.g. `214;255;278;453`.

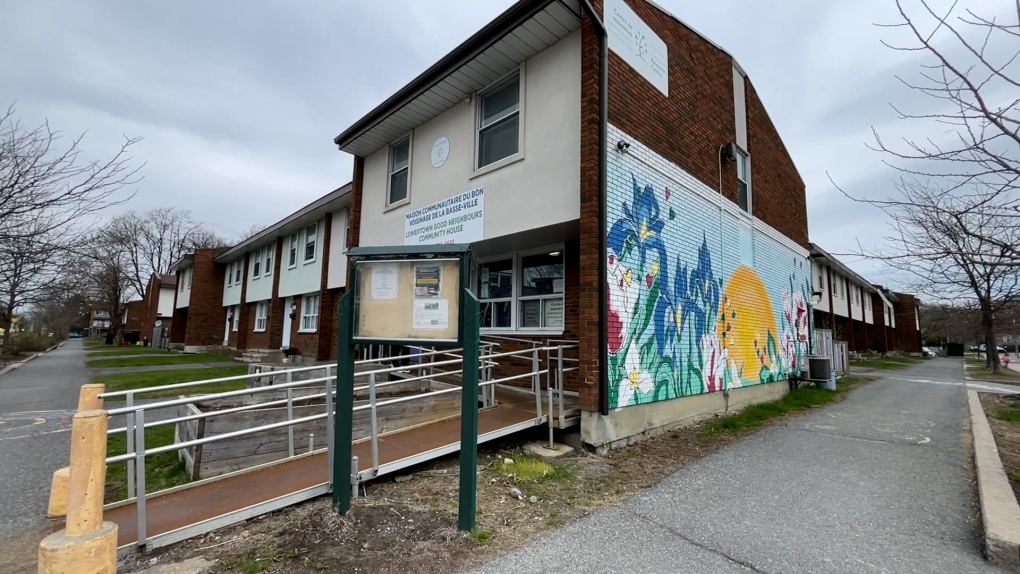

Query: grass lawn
848;356;926;370
106;423;191;501
964;356;1020;383
702;376;874;435
86;353;233;369
83;337;108;348
91;365;250;401
86;346;174;357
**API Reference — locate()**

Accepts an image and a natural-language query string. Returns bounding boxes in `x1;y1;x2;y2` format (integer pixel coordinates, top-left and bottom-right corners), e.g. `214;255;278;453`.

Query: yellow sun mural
718;265;777;376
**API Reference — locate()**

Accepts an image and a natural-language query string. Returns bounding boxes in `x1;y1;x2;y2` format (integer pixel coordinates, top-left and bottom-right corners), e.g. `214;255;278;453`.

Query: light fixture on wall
289;303;297;321
616;140;631;153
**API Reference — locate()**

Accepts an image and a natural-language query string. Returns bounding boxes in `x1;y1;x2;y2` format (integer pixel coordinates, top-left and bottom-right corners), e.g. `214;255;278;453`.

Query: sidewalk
466;359;1004;574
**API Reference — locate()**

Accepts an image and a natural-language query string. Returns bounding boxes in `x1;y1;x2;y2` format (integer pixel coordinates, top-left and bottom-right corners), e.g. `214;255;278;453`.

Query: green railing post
332;291;355;514
458;287;480;531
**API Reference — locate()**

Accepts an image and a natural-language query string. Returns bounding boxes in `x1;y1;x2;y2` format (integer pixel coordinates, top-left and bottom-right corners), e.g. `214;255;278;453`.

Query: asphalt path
467;358;1007;574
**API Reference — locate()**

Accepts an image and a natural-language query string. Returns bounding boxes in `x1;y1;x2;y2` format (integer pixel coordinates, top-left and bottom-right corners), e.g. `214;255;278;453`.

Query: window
254;301;268;332
304;224;317;263
478;248;564;332
235;261;242;285
817;268;823;290
519;253;564;329
264;244;273;276
388;138;410;205
477;74;520;169
187;268;192;289
227;265;233;287
479;259;513;329
252;249;261;278
736;147;751;213
300;294;319;332
288;234;298;268
231;305;239;332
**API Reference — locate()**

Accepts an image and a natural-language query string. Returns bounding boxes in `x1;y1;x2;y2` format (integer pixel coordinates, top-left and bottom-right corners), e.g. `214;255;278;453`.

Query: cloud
2;0;1014;290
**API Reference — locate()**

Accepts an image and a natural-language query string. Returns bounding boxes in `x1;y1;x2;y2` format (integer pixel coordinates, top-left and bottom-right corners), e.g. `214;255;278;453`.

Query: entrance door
223;311;231;346
282;296;293;348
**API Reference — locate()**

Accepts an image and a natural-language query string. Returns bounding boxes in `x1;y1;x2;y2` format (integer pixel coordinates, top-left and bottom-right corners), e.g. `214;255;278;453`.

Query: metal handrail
105;340;573;550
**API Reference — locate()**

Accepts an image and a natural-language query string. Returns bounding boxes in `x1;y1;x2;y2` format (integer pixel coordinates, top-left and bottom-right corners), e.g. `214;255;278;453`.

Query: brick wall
182;249;228;348
892;293;922;353
141;275;160;337
582;0;807;412
124;300;145;332
578;6;603;412
315;212;337;360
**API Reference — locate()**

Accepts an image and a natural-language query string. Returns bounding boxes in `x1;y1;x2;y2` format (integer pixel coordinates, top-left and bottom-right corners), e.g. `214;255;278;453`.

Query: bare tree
78;228;135;346
844;1;1020;372
0;104;142;244
869;0;1020;259
0;216;70;348
106;208;228;296
850;179;1019;372
236;223;267;243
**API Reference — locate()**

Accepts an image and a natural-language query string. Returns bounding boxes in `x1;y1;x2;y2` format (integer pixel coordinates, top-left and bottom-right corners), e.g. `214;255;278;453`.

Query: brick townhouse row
142;0;924;450
165;185;351;360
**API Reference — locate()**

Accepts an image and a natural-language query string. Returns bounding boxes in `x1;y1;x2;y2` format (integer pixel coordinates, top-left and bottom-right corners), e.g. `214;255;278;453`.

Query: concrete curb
967;390;1020;571
0;352;39;378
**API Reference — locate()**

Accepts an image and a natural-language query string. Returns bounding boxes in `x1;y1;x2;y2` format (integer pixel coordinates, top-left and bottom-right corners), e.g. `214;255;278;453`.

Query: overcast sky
2;0;1011;286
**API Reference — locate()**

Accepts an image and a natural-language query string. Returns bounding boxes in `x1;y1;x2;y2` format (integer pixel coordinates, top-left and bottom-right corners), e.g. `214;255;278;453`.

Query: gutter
578;0;609;416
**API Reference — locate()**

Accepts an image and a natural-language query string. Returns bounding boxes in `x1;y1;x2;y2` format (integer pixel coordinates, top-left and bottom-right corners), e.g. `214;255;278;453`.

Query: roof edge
334;0;556;150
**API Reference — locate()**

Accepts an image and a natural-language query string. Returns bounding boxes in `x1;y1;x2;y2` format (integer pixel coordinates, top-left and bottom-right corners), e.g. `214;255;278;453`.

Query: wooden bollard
38;410;118;574
48;384;106;518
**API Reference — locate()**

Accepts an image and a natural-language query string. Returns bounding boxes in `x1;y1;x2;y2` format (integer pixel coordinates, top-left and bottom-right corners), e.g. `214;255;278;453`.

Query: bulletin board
353;258;461;343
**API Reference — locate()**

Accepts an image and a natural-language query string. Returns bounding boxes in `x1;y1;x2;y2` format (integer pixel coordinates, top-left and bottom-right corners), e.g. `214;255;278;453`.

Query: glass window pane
480;301;511;329
478;259;513;299
738;181;749;211
521;252;563;297
389;169;408;204
391;140;409;171
520;299;541;329
481;76;519;125
543;298;564;329
478;115;519;168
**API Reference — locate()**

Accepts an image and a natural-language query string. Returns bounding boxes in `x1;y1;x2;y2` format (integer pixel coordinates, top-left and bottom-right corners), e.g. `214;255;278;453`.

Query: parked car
921;347;937;357
978;344;1007;353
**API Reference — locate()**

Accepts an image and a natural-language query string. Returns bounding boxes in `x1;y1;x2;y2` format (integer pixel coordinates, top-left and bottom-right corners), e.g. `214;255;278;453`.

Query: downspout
578;0;610;416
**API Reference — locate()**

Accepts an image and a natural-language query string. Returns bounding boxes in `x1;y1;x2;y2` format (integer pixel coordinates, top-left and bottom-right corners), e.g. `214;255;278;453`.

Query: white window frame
288;233;298;268
187;267;192;290
299;294;319;332
735;145;751;214
254;301;268;332
231;305;239;332
264;243;273;277
235;261;242;285
304;223;317;264
386;135;412;209
473;66;525;177
227;263;233;287
252;247;262;279
477;244;564;334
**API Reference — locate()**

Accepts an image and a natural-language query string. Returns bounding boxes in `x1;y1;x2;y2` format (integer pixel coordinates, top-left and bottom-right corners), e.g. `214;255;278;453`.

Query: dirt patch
979;393;1020;503
119;379;874;574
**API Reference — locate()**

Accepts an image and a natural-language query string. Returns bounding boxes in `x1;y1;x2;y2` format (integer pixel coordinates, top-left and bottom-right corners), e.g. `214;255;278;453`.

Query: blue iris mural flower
607;176;668;281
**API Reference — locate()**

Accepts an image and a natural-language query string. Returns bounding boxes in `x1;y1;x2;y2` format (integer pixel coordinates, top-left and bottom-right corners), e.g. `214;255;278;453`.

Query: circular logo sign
431;136;450;168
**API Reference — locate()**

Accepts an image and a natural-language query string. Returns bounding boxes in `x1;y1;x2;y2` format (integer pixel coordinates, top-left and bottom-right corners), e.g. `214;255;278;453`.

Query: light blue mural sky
2;0;1013;287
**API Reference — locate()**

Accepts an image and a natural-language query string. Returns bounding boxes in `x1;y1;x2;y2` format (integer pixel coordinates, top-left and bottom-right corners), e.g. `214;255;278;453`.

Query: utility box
808;356;831;380
947;343;964;357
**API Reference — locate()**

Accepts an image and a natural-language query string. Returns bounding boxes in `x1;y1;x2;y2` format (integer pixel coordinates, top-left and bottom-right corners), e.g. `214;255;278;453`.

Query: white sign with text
404;187;485;245
606;0;669;96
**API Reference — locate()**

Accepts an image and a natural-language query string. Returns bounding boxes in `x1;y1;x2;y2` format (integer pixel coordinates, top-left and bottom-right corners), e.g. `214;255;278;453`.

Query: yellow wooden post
38;409;118;574
48;384;105;517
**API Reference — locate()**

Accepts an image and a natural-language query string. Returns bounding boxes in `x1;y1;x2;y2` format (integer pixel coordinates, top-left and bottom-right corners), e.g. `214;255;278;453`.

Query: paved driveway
467;359;1006;573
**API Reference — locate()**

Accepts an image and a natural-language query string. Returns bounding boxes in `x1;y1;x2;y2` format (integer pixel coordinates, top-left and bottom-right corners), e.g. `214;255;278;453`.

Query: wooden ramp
105;386;576;550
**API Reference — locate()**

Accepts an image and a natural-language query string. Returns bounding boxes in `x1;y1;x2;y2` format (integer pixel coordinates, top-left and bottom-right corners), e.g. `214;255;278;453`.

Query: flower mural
607;168;809;409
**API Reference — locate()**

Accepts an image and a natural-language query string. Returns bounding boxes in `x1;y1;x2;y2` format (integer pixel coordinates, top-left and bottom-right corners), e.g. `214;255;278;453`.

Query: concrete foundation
38;521;118;574
581;380;790;452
